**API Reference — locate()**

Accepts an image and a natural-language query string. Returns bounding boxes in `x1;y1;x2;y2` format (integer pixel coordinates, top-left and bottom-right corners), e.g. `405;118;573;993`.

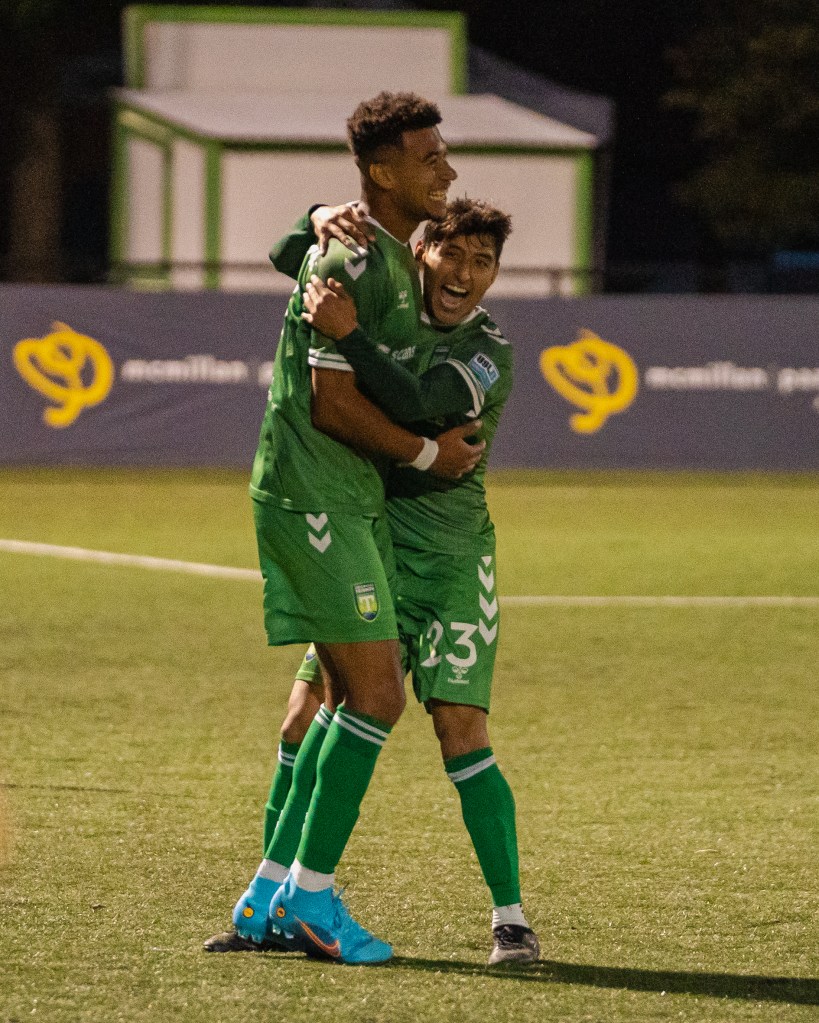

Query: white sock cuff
291;858;334;893
492;903;528;929
446;753;496;785
316;704;334;729
257;859;289;883
334;708;389;747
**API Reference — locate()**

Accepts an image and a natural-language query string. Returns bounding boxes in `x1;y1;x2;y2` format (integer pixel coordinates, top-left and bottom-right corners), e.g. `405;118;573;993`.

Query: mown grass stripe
2;539;819;607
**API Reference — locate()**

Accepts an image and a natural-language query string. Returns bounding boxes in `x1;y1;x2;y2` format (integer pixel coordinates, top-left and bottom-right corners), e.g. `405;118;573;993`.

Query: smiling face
370;126;457;239
417;232;500;326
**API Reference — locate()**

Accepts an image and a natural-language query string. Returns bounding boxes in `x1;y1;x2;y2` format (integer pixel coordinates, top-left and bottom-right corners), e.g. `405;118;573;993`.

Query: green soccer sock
446;747;521;907
295;707;391;875
262;740;300;854
263;705;334;868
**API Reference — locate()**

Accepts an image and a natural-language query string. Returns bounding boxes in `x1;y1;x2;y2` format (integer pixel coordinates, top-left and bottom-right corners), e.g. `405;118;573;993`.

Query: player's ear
413;239;426;262
368;160;394;191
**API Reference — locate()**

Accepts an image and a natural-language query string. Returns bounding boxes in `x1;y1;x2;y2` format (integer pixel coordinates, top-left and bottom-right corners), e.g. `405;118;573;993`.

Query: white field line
2;538;818;608
501;594;819;608
0;539;259;581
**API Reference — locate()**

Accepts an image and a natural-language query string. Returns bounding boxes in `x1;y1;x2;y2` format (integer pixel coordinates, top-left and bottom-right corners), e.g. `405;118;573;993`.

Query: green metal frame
109;117;128;273
110;103;175;289
203;141;222;290
573;150;595;295
123;5;468;94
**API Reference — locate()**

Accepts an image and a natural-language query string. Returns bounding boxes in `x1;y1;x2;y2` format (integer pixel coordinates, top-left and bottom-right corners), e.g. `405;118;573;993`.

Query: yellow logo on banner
13;322;114;428
540;330;638;433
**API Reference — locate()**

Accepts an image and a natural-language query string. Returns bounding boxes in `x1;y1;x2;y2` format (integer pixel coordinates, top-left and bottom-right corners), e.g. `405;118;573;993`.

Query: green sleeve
306;243;386;367
336;328;475;424
268;210;319;279
312;243;385;335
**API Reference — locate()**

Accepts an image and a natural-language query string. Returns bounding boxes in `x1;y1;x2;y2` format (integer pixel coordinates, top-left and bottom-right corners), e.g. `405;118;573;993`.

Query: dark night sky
448;0;705;261
0;0;708;280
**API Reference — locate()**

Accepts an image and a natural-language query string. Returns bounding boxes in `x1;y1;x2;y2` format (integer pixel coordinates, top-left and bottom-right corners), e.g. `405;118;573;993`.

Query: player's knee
280;687;323;744
280;715;310;745
371;684;406;727
348;680;405;727
384;685;407;726
431;703;489;760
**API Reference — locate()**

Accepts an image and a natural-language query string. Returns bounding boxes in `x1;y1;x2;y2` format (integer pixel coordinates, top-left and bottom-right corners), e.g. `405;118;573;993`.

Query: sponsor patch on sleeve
468;352;500;391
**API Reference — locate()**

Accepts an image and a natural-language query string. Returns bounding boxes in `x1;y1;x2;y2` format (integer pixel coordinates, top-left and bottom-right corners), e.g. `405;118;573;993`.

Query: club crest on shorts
353;583;379;621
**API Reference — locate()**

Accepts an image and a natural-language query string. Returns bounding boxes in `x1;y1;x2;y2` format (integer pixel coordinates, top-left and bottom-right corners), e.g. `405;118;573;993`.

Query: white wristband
408;437;439;471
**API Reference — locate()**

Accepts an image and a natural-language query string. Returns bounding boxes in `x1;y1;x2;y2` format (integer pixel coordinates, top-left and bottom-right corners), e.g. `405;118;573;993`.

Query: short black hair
347;91;442;166
422;198;512;259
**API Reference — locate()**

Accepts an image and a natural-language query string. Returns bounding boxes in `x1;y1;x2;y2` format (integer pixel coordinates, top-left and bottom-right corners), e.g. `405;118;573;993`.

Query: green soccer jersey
250;219;423;514
385;307;513;552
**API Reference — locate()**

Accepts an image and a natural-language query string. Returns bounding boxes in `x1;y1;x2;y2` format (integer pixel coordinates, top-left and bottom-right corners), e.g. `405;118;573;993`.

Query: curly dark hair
346;91;442;166
422;198;513;259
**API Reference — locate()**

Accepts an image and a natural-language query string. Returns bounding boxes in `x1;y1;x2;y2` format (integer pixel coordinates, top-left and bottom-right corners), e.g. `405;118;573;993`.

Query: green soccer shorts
252;499;398;646
393;542;499;712
294;644;322;684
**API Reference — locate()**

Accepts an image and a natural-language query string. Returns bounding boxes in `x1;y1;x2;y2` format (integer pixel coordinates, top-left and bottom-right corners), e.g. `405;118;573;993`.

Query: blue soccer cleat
269;874;393;965
231;876;281;944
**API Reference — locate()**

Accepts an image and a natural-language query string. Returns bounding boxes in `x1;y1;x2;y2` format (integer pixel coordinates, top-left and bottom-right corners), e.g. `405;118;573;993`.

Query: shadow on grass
390;956;819;1005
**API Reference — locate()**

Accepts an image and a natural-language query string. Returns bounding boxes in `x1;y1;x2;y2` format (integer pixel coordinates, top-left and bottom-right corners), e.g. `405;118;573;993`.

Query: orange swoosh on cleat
296;918;341;958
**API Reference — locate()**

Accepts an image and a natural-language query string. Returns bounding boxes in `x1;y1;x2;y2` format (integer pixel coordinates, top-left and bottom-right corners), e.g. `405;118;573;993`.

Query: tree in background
0;0;301;283
0;0;70;281
666;0;819;253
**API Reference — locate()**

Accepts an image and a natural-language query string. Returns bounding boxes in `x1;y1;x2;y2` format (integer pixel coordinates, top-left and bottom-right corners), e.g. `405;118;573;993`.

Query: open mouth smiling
439;284;469;308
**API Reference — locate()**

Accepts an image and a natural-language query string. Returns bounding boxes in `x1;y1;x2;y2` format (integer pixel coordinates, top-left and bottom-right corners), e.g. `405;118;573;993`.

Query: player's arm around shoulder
270;203;374;279
445;320;514;419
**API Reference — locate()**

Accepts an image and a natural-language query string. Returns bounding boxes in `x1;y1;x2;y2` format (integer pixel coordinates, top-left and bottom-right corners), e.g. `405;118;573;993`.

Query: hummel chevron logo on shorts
306;513;331;553
304;515;331;556
479;555;498;645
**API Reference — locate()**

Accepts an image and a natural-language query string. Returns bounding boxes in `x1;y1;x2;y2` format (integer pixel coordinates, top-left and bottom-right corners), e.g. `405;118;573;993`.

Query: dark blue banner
2;286;818;470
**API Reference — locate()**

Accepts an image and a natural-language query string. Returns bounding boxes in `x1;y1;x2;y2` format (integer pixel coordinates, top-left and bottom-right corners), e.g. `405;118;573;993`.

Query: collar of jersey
361;213;412;249
421;305;485;329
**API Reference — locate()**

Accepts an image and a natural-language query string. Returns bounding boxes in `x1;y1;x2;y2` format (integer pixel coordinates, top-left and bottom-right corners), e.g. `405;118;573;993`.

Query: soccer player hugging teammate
222;92;480;966
305;199;539;966
207;183;539;965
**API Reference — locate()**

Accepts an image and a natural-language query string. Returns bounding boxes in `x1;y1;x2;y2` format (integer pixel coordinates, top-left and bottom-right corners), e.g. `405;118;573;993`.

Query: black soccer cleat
488;924;540;965
202;928;292;953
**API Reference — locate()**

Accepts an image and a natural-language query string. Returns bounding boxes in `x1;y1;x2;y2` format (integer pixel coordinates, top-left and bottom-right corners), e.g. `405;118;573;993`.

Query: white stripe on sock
447;754;497;785
277;744;297;767
335;716;385;747
335;710;389;742
316;705;334;729
334;713;387;747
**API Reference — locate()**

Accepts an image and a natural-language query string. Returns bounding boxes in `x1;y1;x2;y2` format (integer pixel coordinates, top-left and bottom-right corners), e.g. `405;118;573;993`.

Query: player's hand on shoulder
429;420;486;480
310;203;375;256
302;275;359;341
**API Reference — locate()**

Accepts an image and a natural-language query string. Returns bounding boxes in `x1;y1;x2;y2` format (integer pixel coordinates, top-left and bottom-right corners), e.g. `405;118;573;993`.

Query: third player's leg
281;678;324;744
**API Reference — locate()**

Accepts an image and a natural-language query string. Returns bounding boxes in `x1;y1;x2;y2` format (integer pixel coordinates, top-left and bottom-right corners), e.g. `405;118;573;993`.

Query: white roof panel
115;90;598;149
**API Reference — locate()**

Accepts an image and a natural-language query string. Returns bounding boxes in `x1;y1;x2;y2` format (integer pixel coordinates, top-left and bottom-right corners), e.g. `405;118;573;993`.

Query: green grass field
1;469;817;1022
